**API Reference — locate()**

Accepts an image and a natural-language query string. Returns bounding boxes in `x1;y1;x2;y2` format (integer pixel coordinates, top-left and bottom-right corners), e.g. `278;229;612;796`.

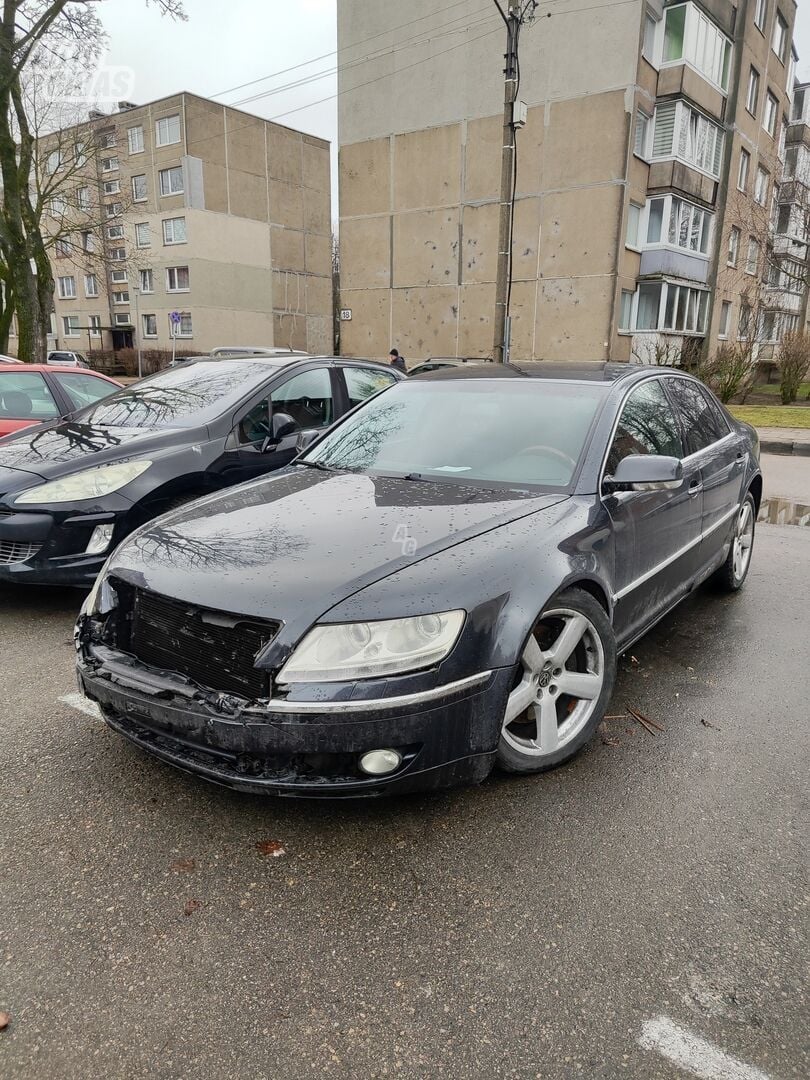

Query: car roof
411;361;655;383
0;363;118;379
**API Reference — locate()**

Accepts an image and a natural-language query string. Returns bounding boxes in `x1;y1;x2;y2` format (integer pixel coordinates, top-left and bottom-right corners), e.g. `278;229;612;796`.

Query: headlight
14;460;152;505
277;611;465;683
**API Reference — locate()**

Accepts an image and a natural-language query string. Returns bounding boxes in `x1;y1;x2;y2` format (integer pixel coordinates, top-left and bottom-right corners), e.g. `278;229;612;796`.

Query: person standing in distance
389;348;407;373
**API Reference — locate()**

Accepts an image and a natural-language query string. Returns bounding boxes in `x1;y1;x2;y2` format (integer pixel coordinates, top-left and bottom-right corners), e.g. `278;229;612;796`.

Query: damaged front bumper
76;636;512;797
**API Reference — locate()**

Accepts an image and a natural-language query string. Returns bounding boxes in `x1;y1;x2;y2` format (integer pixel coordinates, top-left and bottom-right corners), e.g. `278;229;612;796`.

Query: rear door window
665;378;730;455
0;372;60;420
53;372;116;410
342;366;398;409
606;380;684;475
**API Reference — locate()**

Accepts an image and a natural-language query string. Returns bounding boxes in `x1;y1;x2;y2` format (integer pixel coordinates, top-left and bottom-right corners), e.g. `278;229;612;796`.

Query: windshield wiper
296;459;333;472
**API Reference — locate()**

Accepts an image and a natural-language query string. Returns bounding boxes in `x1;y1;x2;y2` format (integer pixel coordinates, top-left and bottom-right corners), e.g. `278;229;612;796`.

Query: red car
0;363;121;438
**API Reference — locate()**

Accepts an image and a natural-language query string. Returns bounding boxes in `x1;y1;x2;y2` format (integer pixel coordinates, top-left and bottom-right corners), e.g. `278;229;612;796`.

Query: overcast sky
98;0;810;149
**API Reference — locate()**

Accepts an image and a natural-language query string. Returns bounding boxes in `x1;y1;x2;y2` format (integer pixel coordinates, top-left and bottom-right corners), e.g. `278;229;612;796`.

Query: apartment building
777;77;810;335
337;0;799;364
30;92;332;357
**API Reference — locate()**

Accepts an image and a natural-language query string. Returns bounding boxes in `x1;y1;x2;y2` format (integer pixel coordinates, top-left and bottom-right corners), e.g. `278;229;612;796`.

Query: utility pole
492;1;537;363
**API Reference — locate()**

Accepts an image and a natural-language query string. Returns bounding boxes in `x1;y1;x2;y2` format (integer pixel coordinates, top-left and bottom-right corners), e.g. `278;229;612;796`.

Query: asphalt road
1;525;808;1079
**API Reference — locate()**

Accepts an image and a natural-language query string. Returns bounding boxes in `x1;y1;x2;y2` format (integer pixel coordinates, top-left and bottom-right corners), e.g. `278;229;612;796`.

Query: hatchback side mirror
296;429;319;453
604;454;683;492
260;411;299;452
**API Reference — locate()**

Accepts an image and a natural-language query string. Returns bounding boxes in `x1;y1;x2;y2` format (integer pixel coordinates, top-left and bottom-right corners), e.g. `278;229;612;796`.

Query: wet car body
0;356;401;585
0;363;121;437
76;363;762;798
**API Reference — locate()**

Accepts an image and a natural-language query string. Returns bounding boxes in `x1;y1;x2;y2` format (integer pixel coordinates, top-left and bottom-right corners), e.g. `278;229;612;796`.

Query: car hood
108;469;568;641
0;421;192;483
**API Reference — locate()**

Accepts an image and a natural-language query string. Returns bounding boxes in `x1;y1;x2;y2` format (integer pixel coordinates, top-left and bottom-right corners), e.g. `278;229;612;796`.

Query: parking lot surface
1;524;808;1079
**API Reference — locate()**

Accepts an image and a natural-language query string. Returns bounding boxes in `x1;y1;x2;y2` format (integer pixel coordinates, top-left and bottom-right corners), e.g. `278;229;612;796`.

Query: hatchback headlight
14;460;152;505
277;611;465;683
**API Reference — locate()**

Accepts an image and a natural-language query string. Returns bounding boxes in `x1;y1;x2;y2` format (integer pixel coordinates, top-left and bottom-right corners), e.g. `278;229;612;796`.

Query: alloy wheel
732;501;754;583
502;608;605;757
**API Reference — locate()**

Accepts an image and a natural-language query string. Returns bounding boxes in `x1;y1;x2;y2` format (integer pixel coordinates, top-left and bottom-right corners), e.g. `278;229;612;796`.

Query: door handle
734;452;745;467
688;479;703;497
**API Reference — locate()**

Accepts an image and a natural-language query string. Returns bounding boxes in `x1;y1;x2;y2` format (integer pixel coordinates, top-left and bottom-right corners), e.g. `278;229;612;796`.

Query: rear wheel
714;493;755;592
497;588;616;774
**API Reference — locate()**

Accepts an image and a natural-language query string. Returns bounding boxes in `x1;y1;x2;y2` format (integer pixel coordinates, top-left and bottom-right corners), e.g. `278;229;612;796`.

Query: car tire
713;492;756;592
497;588;617;775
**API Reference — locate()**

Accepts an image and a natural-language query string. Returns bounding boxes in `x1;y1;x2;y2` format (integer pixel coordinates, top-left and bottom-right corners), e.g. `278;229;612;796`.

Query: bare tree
0;0;185;362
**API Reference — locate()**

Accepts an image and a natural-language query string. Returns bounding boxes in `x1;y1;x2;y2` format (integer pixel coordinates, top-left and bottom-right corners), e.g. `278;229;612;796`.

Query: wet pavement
1;524;808;1079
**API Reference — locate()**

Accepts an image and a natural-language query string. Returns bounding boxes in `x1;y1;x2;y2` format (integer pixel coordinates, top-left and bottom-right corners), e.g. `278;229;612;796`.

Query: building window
170;312;193;338
127;125;144;154
718;300;731;338
55;238;71;258
105;202;123;219
58;275;76;299
634;109;651;158
84;273;99;297
763;91;778;136
110;269;128;284
98;130;116;149
139;269;154;293
626;203;642;249
135;222;151;248
103;179;120;196
652;101;725;178
632;281;709;334
158;166;184;196
737;148;750;192
132;174;147;201
109;247;126;262
155;114;181;147
619;289;633;331
642;11;658;62
644;195;713;256
754;166;769;205
100;156;119;172
661;3;732;91
738;303;752;339
63;315;80;337
746;67;760;115
166;265;190;292
791;87;805;123
162;216;187;245
112;290;130;305
776;204;791;235
107;224;124;240
45;150;62;175
754;0;768;31
114;313;131;327
74;143;88;167
142;314;158;338
745;238;760;275
772;11;788;62
89;315;102;336
727;226;740;266
81;230;95;253
76;186;91;210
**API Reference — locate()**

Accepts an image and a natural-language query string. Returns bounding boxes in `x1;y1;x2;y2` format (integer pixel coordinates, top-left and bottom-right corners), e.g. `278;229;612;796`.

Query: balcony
640;247;709;283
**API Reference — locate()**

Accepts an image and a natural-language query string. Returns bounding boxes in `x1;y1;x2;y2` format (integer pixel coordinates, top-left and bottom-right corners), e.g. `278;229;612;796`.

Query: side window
665;378;730;455
54;373;115;410
343;366;397;409
0;372;60;420
606;380;684;475
272;367;334;429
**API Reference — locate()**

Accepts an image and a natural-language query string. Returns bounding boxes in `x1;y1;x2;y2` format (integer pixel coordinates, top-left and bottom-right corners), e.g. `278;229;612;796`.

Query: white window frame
737;148;750;192
109;247;126;262
641;194;714;258
629;279;710;335
718;300;731;339
110;269;128;284
754;165;769;205
142;314;158;338
139;268;154;294
58;275;77;300
619;289;634;332
746;67;760;116
127;125;144;154
659;3;733;93
114;313;131;327
63;315;80;337
763;90;778;136
166;265;190;292
727;226;740;267
134;222;151;249
81;230;95;254
651;99;725;179
106;224;124;240
98;130;116;150
625;203;643;250
103;179;120;196
155;114;181;147
76;186;91;211
745;238;760;276
772;11;788;62
89;315;102;337
754;0;768;32
158;165;184;197
131;174;148;202
173;312;193;338
642;10;660;65
101;156;119;173
84;273;99;298
162;217;187;245
105;202;123;219
112;290;130;305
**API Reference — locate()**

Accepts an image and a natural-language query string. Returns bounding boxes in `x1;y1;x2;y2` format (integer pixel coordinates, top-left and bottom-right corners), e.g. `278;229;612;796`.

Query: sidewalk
755;427;810;456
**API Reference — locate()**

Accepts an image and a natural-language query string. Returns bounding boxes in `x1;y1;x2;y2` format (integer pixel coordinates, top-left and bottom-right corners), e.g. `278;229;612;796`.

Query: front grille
0;540;40;565
122;585;280;700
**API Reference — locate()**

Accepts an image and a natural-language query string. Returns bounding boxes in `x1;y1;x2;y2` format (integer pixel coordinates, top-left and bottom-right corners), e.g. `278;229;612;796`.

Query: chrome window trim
268;669;493;713
612;501;739;602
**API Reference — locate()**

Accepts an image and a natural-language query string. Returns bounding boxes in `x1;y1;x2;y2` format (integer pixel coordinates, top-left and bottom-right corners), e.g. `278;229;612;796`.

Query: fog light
358;749;402;776
86;524;114;555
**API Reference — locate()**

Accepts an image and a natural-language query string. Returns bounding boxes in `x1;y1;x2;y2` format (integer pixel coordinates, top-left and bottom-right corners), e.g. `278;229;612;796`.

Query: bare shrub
698;342;757;403
778;331;810;405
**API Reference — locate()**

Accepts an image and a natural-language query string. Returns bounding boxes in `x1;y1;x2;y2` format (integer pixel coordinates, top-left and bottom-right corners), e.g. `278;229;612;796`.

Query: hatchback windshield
72;360;281;429
305;379;605;488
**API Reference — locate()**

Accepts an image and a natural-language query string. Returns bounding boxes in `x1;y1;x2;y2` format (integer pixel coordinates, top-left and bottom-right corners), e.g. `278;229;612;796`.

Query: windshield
305;379;606;489
69;360;277;429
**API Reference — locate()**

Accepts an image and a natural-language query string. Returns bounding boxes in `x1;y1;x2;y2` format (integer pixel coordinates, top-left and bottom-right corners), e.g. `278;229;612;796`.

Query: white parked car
47;350;90;369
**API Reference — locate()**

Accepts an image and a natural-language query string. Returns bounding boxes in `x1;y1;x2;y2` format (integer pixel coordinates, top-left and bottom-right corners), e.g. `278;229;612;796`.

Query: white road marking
639;1017;771;1080
59;692;102;720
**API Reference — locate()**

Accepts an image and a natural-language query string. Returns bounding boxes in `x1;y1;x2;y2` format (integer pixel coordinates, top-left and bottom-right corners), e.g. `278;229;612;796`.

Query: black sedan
76;362;761;797
0;355;400;585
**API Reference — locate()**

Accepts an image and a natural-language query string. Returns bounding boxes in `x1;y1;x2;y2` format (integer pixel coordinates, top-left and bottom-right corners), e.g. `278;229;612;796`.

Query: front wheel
713;493;756;592
497;588;617;774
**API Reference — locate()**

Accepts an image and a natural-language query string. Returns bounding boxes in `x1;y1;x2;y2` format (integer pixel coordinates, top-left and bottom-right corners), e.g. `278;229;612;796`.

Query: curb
760;438;810;457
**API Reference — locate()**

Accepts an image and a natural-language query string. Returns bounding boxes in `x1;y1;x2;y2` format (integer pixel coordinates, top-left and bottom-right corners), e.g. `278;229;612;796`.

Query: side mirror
604;455;683;492
296;429;319;453
261;411;299;452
